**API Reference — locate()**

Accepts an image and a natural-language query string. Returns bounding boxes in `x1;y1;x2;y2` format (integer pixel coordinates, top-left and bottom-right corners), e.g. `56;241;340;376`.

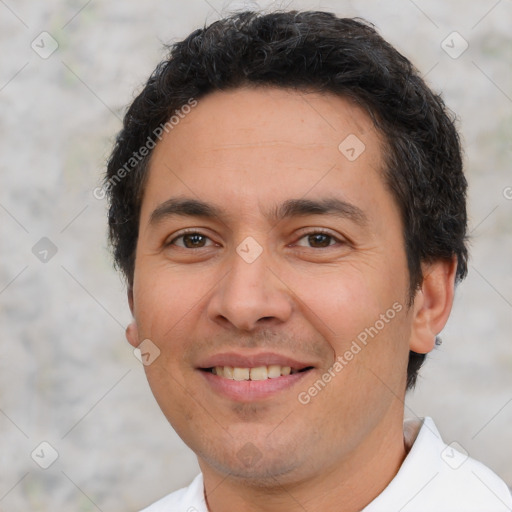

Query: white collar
363;416;512;511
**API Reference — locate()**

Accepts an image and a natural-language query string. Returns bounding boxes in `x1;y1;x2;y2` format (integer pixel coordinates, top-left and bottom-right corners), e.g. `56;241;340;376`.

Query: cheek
291;264;403;347
293;261;411;398
133;261;207;338
132;261;222;395
133;264;207;422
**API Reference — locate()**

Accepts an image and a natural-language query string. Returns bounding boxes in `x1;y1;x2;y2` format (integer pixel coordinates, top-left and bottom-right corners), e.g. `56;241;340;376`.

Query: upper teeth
212;365;293;381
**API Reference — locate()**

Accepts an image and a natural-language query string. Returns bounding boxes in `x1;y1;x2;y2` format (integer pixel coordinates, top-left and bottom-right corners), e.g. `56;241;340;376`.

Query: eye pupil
184;234;206;248
308;233;331;248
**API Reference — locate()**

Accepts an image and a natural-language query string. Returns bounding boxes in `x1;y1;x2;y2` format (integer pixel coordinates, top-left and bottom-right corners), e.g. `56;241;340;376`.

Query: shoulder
365;417;512;512
139;474;206;512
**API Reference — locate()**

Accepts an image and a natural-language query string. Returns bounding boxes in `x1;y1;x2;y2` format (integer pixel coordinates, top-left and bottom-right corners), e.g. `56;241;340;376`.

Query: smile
196;352;316;401
207;365;312;381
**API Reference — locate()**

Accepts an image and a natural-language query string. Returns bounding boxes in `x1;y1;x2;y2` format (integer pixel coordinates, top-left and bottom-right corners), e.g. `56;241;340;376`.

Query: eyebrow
149;197;368;227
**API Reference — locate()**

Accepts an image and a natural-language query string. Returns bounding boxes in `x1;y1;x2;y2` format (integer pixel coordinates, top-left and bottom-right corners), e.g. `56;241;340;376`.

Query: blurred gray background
0;0;511;510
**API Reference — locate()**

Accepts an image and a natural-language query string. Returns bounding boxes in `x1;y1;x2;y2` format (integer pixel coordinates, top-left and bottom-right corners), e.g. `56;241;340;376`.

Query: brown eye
307;233;334;248
295;231;340;249
182;234;207;248
169;232;213;249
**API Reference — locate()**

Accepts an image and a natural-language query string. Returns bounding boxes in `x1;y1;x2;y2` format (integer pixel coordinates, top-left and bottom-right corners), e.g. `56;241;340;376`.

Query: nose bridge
230;240;271;296
208;239;292;330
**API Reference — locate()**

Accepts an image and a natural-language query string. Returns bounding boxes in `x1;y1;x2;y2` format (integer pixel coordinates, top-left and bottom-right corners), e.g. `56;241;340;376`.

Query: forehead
142;86;388;222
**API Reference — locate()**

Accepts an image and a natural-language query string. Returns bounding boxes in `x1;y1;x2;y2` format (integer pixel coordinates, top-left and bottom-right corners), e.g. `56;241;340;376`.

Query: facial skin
126;87;456;512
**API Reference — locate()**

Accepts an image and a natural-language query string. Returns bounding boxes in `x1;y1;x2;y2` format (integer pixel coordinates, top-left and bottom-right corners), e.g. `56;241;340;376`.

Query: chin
197;436;309;486
210;455;302;485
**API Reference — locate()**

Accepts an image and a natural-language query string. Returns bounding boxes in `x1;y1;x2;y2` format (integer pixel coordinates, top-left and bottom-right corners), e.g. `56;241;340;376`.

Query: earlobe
126;320;140;348
409;257;457;354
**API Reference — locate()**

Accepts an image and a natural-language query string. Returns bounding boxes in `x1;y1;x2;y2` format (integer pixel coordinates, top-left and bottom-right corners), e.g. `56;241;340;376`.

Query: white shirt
141;417;512;512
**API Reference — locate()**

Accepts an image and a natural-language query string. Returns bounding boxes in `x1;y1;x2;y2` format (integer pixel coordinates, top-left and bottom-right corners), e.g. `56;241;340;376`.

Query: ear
409;257;457;354
126;286;140;348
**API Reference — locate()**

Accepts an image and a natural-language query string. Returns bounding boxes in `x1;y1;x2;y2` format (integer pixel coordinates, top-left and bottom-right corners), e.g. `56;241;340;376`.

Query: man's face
129;87;416;482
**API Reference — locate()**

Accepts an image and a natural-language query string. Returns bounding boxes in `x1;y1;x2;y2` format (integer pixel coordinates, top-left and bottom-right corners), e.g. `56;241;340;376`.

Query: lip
199;368;312;401
196;351;316;402
196;351;315;371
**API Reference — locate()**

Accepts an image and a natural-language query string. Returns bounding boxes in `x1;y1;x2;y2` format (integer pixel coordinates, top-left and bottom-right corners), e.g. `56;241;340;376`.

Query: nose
207;245;293;332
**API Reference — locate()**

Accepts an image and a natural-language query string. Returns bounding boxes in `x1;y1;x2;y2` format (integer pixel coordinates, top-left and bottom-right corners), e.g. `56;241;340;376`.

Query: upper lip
197;351;316;371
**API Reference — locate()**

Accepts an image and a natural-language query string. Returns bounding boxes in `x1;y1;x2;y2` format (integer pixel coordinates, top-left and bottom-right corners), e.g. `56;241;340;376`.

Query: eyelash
166;228;344;249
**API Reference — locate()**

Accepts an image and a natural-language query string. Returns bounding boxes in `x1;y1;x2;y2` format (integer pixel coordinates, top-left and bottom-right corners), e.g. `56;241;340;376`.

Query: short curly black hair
105;10;468;390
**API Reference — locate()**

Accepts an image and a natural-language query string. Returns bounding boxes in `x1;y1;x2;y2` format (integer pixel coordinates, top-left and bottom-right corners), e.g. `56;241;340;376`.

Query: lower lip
200;370;311;401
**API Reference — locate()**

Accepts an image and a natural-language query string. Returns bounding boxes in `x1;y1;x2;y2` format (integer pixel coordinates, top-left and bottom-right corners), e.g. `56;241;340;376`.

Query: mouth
196;352;316;401
202;365;314;381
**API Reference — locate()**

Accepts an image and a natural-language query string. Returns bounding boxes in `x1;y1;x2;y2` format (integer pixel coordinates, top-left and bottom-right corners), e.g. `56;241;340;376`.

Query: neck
200;411;407;512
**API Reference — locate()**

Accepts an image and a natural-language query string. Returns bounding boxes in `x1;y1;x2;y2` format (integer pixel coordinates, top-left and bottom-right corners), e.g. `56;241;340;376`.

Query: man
104;10;512;512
